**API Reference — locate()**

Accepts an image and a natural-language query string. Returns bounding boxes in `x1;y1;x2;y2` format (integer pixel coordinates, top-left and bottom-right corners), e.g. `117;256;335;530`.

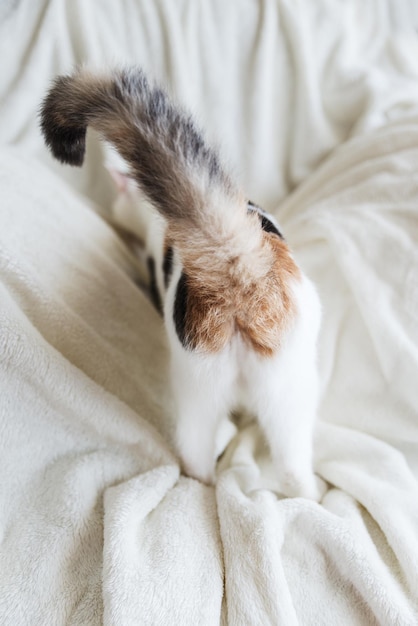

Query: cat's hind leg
245;292;325;501
170;347;235;485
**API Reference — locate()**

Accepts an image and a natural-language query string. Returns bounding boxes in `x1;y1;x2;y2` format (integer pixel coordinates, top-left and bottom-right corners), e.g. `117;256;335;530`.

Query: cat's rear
40;68;325;499
40;68;300;354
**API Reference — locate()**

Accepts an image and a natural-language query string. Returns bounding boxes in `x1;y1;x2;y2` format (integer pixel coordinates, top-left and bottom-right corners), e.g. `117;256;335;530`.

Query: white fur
165;262;324;500
109;169;325;500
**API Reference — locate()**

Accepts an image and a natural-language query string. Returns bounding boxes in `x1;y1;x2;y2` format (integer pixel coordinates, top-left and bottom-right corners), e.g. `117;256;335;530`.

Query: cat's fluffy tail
40;67;267;282
40;67;302;355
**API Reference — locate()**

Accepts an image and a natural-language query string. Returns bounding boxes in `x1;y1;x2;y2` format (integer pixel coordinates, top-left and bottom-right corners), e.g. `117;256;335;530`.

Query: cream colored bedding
1;1;418;624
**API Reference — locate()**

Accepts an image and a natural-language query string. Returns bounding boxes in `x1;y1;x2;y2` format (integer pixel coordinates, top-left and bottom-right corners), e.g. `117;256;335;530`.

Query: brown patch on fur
40;69;301;357
181;232;301;356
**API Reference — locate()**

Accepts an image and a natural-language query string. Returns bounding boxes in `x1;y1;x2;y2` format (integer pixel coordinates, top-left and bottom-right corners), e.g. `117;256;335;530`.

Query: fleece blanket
1;1;418;624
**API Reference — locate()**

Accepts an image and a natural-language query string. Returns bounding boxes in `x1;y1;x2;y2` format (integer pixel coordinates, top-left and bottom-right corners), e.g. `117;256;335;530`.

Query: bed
1;1;418;624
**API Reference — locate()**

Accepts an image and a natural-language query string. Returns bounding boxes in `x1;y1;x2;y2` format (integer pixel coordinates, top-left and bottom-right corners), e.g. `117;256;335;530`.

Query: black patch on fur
247;201;283;240
147;256;162;314
163;245;174;288
40;76;88;166
259;215;283;238
173;272;189;348
44;126;87;166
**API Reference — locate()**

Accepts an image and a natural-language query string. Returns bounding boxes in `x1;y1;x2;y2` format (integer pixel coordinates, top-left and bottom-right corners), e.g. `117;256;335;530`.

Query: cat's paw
280;470;327;502
180;459;215;486
303;475;328;502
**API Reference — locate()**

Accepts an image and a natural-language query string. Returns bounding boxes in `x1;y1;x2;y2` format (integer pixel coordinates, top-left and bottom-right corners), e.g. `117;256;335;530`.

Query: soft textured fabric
1;1;418;624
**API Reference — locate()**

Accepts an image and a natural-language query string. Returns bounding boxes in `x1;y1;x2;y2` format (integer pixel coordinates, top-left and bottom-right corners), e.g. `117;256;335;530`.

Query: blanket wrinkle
103;472;223;626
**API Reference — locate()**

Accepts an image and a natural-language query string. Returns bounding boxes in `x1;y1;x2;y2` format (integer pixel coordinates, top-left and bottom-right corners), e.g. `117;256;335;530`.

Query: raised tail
40;68;299;355
41;68;237;223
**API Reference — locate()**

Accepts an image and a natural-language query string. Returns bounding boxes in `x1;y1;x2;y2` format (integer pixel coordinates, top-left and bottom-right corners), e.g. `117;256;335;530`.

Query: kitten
40;67;325;500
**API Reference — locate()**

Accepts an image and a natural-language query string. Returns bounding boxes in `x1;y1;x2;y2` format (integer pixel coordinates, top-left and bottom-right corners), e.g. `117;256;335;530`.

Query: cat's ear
106;165;130;193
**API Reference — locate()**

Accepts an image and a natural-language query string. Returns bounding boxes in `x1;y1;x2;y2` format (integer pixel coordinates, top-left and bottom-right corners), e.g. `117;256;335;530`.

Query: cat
40;67;325;500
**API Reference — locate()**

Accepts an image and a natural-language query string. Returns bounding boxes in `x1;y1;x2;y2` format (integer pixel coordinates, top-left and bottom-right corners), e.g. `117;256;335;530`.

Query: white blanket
1;1;418;624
